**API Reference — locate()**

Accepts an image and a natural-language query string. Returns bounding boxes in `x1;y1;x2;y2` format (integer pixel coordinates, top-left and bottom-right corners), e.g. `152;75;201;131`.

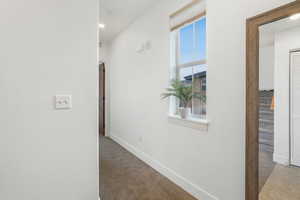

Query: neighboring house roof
184;71;206;81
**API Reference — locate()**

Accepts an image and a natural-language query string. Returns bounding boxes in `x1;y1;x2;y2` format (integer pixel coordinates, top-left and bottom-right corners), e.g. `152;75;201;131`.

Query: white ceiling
99;0;160;42
260;16;300;47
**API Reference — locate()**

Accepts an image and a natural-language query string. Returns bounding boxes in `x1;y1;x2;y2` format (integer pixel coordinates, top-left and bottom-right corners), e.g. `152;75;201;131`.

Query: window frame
170;15;207;120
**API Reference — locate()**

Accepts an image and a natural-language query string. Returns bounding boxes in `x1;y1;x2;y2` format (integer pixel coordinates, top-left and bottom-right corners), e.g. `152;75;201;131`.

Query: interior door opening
246;2;300;199
99;62;105;136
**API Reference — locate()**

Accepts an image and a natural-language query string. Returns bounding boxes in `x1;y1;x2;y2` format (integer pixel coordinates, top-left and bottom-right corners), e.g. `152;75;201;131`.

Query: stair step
260;100;273;103
260;123;273;130
259;90;274;154
260;103;272;107
259;122;274;130
259;115;274;121
260;96;273;98
259;110;273;115
260;111;273;115
259;128;274;134
260;143;274;153
260;97;273;100
260;132;274;140
259;128;273;134
259;138;274;146
260;108;272;112
260;108;273;113
259;119;274;124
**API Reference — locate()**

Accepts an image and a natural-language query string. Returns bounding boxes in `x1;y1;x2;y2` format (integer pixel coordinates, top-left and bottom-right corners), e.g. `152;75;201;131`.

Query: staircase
259;90;274;153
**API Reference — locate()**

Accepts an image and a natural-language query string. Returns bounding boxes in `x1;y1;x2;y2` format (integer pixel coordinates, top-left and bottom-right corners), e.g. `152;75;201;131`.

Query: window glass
178;65;206;118
179;17;206;64
179;67;193;82
178;67;193;109
192;65;206;118
170;16;207;119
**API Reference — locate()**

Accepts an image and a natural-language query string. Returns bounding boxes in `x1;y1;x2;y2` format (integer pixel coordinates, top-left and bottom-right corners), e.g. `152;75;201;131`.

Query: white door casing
290;51;300;167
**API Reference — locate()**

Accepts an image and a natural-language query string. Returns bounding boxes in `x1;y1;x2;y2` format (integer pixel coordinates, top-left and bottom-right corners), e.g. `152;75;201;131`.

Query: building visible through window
170;16;206;119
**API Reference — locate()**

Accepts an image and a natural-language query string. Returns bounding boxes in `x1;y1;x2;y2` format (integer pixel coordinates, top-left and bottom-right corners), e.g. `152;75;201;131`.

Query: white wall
107;0;294;199
99;42;108;63
259;45;275;90
273;27;300;165
0;1;98;200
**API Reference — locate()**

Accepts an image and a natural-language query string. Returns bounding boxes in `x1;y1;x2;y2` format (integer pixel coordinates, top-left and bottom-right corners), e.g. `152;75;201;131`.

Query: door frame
246;1;300;200
289;50;300;166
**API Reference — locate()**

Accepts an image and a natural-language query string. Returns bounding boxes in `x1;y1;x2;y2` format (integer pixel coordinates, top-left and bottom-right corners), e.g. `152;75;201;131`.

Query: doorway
99;62;105;136
246;1;300;200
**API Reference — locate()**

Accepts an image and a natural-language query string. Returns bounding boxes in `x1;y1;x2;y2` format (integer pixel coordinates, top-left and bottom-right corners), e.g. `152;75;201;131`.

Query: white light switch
55;95;72;109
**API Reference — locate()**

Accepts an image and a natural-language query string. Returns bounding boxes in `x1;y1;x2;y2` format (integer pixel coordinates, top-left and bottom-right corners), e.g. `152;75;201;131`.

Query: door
290;51;300;166
99;63;105;136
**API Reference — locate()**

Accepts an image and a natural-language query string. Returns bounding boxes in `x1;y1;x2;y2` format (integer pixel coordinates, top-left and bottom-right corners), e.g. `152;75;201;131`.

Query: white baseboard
273;153;289;166
109;134;218;200
291;160;300;167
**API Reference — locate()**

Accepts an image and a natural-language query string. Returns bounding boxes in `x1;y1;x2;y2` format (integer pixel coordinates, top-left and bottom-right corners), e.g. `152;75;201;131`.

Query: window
170;16;207;119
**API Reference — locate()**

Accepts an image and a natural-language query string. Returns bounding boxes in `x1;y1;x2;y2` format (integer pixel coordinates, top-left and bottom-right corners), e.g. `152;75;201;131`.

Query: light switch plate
55;95;72;109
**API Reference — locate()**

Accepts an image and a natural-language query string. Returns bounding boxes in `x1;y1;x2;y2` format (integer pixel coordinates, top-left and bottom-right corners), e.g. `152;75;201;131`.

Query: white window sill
168;114;209;131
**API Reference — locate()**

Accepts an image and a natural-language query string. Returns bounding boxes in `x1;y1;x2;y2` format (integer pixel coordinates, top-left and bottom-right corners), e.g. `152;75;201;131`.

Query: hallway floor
99;136;197;200
259;149;300;199
259;164;300;200
259;150;276;191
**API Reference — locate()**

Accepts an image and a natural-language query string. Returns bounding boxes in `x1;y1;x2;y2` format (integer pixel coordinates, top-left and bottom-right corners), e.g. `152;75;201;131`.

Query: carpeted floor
99;136;197;200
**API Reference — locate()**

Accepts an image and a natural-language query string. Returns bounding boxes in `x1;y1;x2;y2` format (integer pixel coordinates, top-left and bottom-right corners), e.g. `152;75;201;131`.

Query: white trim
289;50;300;167
291;160;300;167
169;0;206;32
169;0;201;18
109;134;218;200
176;12;206;31
289;51;293;167
168;114;209;131
273;153;289;166
177;59;207;69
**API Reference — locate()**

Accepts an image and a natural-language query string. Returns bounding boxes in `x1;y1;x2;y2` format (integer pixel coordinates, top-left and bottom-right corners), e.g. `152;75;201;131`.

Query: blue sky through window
179;17;206;64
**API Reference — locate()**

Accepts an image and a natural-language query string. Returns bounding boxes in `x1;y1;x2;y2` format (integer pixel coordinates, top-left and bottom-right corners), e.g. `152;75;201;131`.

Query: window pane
192;65;207;118
178;67;193;109
179;66;193;82
179;17;206;64
177;65;206;118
